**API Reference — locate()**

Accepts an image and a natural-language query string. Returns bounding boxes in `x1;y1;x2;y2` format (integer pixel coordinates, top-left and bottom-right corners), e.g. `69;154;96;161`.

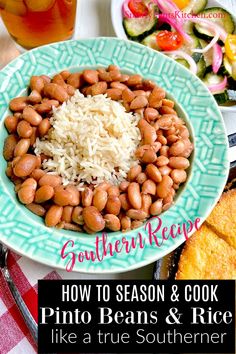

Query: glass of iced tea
0;0;77;50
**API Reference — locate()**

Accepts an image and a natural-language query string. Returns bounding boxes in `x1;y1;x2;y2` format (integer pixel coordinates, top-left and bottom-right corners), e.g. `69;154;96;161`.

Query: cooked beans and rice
3;65;193;234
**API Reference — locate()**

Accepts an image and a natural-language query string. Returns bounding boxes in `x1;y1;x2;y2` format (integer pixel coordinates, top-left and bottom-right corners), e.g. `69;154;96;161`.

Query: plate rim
0;37;229;273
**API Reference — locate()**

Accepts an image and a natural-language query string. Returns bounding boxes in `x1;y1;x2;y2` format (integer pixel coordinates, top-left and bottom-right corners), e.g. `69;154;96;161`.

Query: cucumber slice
223;56;236;80
199;39;213;67
183;0;208;15
174;56;206;78
214;91;229;104
194;7;235;39
142;31;161;50
181;34;202;63
197;56;207;78
123;14;158;40
176;59;190;69
203;72;225;87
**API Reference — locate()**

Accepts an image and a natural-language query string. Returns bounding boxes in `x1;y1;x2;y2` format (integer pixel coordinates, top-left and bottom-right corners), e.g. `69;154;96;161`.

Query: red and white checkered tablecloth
0;251;63;354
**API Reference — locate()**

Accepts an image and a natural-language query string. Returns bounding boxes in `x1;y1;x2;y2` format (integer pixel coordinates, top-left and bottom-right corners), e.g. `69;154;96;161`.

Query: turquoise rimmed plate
0;38;229;273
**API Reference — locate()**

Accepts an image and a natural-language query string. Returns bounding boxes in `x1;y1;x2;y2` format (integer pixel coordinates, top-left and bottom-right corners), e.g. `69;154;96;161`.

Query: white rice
34;91;142;188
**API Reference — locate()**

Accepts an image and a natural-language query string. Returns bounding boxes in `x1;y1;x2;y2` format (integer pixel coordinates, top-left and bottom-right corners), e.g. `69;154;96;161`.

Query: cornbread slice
206;189;236;249
176;224;236;280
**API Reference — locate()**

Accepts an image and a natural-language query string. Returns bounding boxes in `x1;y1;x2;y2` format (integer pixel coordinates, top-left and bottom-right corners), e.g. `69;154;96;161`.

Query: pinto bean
159;106;177;115
111;82;127;90
65;185;80;206
106;196;121;215
98;70;112;82
141;149;157;164
150;199;163;216
62;206;73;223
180;139;193;158
4;115;19;133
127;75;142;86
82;206;105;232
3;135;18;161
38;118;51;137
30;76;44;93
13;154;37;177
159;165;172;176
63;223;82;232
83;70;99;84
162;99;175;108
146;164;162;183
128;182;142;209
45;205;63;227
72;206;84;225
28;90;42;104
104;214;121;231
119;193;131;211
121;216;131;231
36;100;59;114
170;169;187;184
95;182;111;192
52;74;67;88
21;178;37;190
44;83;69;103
82;187;93;207
17;120;33;138
141;194;152;214
14;138;30;157
23;106;42;126
148;87;165;108
91;82;107;95
38;174;62;187
136;172;147;184
142;179;156;195
93;190;108;211
127;209;147;220
156;156;169;167
169;140;185;156
9;97;27;112
119;181;130;192
18;185;35;204
54;189;73;206
31;169;45;181
120;74;129;83
122;88;135;103
157;116;173;130
106;88;122;100
127;165;142;182
35;185;54;203
26;203;46;216
168;157;190;170
160;146;169;157
156;175;173;198
67;73;82;88
107;186;120;197
130;96;148;110
131;220;143;230
144;108;159;122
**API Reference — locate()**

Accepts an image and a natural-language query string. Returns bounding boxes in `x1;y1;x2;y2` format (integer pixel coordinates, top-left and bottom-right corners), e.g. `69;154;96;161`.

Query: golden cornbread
206;189;236;249
176;224;236;280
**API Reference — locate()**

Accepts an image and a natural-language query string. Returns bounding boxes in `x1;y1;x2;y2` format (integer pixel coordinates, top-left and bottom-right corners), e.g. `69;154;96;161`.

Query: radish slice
212;43;223;74
158;14;192;42
207;76;228;93
162;50;198;75
122;0;135;18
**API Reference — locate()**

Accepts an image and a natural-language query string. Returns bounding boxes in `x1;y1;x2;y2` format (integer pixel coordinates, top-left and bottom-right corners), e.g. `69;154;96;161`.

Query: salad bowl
111;0;236;113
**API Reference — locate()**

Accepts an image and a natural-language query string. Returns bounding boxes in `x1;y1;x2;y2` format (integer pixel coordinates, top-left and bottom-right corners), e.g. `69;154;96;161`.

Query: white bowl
111;0;236;113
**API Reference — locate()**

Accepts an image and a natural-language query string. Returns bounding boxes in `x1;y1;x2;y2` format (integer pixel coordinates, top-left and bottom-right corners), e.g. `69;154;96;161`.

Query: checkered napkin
0;251;63;354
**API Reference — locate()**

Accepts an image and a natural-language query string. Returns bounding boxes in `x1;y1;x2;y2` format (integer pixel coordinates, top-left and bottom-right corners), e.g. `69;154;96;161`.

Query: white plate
111;0;236;113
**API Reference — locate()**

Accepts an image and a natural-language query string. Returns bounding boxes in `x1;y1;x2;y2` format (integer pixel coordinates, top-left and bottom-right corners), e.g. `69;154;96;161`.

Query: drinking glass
0;0;77;50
